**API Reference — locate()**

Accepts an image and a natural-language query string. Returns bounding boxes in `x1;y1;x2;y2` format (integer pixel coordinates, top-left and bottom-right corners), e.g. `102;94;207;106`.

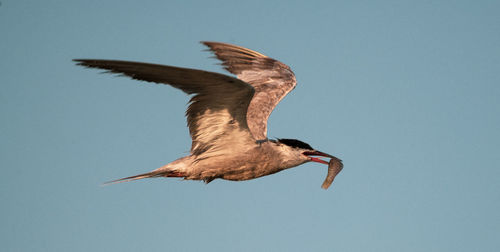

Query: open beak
302;150;334;165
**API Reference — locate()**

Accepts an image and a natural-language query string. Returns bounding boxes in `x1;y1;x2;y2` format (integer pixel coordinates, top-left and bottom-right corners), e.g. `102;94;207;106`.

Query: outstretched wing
73;59;255;155
202;42;297;140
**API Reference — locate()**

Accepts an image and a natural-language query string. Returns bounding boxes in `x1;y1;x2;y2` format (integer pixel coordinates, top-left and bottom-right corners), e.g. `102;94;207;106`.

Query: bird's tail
103;156;191;186
102;170;186;186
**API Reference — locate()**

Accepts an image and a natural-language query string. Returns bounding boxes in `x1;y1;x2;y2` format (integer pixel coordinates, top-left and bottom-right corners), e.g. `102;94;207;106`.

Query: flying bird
74;41;343;189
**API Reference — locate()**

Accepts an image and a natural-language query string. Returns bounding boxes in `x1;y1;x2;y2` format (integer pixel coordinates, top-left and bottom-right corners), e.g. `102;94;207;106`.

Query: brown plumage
202;42;297;140
74;41;342;189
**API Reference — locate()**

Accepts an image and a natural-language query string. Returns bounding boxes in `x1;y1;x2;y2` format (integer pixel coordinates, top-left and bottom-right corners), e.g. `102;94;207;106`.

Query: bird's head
276;138;334;166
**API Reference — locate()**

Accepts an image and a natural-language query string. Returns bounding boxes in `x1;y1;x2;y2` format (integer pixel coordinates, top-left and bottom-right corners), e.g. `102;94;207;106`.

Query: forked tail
102;170;186;185
103;156;191;185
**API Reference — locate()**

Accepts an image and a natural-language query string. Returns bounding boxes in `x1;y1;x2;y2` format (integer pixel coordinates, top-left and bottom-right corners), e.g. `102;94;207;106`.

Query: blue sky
1;0;499;251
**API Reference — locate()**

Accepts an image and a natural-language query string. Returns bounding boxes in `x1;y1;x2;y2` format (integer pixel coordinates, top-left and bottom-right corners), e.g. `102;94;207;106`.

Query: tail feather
102;170;186;186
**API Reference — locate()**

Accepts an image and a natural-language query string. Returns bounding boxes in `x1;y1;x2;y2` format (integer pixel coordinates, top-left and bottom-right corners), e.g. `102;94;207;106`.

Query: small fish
321;157;343;189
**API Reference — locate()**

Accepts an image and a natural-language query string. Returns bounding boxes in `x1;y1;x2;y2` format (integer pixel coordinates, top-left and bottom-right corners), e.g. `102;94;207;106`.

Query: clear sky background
1;1;499;251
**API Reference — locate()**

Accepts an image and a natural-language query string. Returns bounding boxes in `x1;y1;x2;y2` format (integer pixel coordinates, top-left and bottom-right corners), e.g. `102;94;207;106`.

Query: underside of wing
202;42;297;140
74;59;255;155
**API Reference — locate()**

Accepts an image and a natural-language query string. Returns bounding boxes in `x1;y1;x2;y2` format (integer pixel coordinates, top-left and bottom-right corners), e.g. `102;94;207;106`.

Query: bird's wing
202;42;297;140
74;59;255;156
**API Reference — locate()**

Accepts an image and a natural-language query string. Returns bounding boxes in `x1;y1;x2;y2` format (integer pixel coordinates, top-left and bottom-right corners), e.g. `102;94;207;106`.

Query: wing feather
73;59;255;155
202;42;297;140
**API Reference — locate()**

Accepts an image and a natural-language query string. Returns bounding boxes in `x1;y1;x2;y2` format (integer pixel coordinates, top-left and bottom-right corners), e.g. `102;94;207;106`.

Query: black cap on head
277;138;314;150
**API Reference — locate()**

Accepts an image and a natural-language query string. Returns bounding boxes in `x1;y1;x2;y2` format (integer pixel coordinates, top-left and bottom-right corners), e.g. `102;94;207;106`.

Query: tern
74;42;343;188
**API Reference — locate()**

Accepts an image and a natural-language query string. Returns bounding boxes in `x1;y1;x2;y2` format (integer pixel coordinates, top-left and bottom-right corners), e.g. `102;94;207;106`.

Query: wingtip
200;41;213;48
72;58;91;63
73;60;89;68
200;41;217;45
72;59;94;67
200;41;237;49
200;41;221;51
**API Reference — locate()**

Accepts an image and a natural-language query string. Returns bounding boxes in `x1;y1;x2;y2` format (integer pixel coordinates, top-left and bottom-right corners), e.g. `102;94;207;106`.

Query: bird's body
115;139;312;183
74;41;343;188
